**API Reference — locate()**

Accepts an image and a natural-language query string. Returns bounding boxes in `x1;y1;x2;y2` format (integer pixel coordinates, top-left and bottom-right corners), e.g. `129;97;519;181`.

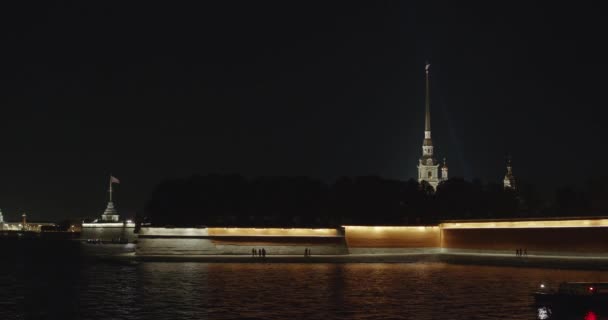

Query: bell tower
417;63;446;189
503;157;516;190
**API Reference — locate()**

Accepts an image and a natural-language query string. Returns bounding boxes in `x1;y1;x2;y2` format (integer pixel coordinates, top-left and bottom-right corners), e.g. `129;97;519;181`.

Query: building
0;211;55;232
81;176;136;243
100;176;120;222
417;63;447;189
503;158;516;190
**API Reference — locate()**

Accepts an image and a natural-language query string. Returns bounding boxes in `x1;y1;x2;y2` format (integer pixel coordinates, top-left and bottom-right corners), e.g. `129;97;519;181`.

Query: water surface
2;239;607;319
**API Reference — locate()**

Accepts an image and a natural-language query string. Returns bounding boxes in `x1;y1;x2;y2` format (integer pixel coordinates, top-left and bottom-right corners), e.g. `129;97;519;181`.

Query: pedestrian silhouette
262;248;266;258
252;248;255;257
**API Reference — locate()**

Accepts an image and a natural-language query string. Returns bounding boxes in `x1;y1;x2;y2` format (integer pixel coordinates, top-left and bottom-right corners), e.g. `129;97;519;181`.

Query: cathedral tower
417;63;446;189
503;157;516;190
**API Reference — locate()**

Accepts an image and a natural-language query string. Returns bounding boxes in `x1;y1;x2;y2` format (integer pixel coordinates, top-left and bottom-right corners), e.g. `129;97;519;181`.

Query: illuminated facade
136;217;608;257
417;63;447;189
81;176;136;242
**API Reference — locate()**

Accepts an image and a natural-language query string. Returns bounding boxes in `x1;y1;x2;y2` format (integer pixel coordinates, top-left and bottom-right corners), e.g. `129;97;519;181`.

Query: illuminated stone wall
136;227;348;255
207;228;341;237
136;219;608;257
81;225;136;242
440;219;608;255
344;226;441;254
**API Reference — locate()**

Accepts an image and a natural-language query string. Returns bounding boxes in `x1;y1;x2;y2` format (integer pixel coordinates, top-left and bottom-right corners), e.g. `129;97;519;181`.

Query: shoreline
104;252;608;270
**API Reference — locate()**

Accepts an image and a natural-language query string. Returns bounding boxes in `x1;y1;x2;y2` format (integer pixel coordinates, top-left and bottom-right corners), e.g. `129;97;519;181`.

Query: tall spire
504;156;516;190
418;62;442;190
422;62;433;153
425;62;431;132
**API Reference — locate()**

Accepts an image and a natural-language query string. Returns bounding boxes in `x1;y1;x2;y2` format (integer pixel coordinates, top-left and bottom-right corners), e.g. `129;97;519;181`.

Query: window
428;171;432;178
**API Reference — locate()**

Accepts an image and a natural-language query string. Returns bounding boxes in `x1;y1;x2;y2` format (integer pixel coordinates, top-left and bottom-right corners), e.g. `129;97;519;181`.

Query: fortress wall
135;220;608;257
344;226;440;253
136;228;213;255
136;227;348;255
81;226;137;243
207;228;340;237
441;226;608;256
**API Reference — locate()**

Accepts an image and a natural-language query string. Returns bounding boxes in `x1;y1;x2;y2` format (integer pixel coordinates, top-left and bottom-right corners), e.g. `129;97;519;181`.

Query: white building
417;63;447;189
81;176;135;243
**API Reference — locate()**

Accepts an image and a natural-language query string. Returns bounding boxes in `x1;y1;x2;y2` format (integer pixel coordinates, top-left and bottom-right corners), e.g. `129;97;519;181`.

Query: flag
110;176;120;184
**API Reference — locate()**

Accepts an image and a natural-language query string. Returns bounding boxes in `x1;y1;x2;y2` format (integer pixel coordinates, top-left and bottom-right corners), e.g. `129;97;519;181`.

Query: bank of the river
105;251;608;270
438;252;608;270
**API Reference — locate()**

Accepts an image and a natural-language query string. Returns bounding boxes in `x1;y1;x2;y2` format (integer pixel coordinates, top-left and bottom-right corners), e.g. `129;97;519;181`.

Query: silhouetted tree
144;174;602;227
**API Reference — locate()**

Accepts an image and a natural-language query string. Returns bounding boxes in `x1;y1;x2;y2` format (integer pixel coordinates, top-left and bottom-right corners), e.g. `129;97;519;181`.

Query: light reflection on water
537;307;607;320
3;240;608;319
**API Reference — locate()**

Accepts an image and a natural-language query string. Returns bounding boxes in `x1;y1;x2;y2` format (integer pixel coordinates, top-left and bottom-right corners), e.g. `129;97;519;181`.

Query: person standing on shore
262;248;266;258
252;248;255;257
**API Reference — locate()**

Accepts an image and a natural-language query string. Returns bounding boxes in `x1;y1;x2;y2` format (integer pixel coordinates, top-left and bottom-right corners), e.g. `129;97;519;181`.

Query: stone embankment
124;218;608;269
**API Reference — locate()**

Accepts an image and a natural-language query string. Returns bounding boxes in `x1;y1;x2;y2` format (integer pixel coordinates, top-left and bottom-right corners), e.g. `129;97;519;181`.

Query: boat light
539;284;545;289
589;286;594;292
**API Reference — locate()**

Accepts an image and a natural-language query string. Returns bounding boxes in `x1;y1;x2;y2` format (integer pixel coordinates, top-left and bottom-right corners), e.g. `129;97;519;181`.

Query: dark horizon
1;1;607;221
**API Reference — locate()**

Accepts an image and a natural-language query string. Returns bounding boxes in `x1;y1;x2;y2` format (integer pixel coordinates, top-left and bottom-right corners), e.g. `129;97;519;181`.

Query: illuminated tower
503;157;516;190
417;63;447;189
101;175;120;222
0;209;4;227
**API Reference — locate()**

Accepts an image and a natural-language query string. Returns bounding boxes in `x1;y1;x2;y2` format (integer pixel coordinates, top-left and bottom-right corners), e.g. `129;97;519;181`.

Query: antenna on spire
424;61;431;132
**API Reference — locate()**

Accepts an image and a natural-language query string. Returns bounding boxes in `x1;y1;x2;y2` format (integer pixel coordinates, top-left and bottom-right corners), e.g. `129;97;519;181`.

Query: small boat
534;282;608;307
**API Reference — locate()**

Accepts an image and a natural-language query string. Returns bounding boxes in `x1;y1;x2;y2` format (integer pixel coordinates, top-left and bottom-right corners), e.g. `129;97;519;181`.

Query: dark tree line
141;174;608;227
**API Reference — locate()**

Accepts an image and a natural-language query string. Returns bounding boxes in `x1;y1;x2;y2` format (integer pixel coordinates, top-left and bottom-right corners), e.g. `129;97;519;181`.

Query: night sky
1;1;606;221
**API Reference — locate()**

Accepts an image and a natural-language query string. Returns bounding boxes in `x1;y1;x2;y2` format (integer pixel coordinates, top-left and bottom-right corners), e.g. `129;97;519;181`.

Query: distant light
540;284;545;289
589;286;595;292
126;220;133;223
585;311;597;320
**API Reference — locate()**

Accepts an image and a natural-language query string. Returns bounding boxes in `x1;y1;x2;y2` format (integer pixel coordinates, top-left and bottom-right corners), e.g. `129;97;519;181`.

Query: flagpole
109;175;113;203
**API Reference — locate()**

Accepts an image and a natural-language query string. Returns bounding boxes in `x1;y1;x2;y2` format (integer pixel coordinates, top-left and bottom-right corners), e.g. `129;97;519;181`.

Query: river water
2;239;608;319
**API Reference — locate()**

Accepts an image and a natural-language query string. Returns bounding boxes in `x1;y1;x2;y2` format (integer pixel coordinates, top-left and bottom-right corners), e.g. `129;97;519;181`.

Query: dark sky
1;1;606;221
